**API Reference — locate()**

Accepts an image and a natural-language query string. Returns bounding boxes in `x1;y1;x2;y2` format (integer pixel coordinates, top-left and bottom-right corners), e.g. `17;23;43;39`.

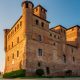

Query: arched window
38;35;42;41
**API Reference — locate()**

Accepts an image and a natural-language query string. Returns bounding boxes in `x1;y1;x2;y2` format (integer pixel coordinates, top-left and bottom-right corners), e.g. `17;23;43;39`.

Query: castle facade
4;1;80;76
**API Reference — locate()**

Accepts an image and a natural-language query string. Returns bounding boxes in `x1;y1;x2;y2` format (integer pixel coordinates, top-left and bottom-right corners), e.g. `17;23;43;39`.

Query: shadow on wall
66;40;78;47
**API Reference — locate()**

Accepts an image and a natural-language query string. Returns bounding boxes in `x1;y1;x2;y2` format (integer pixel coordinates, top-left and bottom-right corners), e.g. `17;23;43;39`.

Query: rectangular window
54;35;56;38
17;51;19;57
17;24;19;30
73;56;75;62
17;37;19;43
26;3;28;8
38;49;43;56
63;54;66;63
8;56;9;61
12;54;14;59
72;49;73;53
8;45;10;50
12;42;13;47
36;19;39;25
41;22;44;27
50;33;52;37
15;27;16;32
20;21;22;26
38;35;42;41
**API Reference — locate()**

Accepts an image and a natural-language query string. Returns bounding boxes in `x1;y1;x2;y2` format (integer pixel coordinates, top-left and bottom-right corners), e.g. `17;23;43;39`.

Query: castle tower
34;4;47;20
4;29;10;52
21;0;34;70
22;0;34;34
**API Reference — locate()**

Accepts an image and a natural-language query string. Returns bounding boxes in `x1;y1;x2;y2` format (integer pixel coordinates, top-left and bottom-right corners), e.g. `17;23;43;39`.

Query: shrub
36;69;44;76
3;69;26;78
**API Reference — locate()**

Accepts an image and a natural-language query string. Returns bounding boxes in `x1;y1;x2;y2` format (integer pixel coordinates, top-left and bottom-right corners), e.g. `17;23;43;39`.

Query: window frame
38;49;43;56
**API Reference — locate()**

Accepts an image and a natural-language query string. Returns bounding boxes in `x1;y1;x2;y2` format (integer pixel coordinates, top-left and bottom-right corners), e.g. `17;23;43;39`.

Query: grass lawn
19;76;80;79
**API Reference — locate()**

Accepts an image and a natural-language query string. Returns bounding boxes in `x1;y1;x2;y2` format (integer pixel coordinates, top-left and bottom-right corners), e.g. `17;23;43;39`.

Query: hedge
36;69;44;76
3;69;26;78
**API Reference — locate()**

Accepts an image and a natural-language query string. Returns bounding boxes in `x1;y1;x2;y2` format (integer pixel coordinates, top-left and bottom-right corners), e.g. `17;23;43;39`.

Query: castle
4;1;80;76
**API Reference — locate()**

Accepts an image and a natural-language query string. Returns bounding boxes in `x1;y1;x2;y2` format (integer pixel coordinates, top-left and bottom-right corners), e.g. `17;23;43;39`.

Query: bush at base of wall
3;69;26;78
36;69;44;76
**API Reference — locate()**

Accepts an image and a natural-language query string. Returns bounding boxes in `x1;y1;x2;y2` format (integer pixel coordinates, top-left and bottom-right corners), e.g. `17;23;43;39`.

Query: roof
34;4;47;12
33;14;50;23
50;25;67;30
22;1;34;7
50;29;60;34
8;16;22;34
67;25;80;30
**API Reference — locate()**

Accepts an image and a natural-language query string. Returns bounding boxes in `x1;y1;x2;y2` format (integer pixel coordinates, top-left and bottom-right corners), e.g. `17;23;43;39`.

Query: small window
17;24;19;30
72;28;74;31
42;9;44;12
17;37;19;43
36;19;39;25
38;62;41;67
72;49;73;53
15;27;16;32
64;30;65;34
53;42;56;46
12;54;14;59
41;22;44;27
58;36;59;39
38;35;42;41
73;56;75;62
36;8;38;12
54;35;56;38
61;29;62;32
26;3;28;8
41;8;43;11
20;21;22;26
17;51;19;57
63;54;66;63
8;56;9;61
50;33;52;37
12;42;13;47
12;30;14;35
38;49;43;56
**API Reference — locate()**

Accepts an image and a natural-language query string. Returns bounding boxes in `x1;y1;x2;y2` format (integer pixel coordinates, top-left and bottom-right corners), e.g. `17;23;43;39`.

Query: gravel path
3;78;80;80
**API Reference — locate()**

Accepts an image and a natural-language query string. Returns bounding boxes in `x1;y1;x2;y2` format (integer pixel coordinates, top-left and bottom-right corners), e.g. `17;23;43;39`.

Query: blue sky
0;0;80;72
